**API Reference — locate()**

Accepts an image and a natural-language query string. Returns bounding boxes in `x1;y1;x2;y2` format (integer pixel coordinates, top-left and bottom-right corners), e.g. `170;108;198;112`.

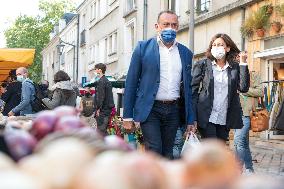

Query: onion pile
20;137;94;189
182;139;241;189
4;127;37;161
31;110;58;140
104;135;134;151
0;152;15;170
0;169;48;189
0;106;266;189
54;116;84;132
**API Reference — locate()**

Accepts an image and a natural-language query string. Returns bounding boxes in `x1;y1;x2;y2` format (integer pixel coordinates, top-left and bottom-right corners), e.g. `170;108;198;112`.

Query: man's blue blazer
123;38;195;125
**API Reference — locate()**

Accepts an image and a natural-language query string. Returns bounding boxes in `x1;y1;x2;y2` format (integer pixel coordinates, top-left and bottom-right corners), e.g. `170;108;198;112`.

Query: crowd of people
0;63;114;137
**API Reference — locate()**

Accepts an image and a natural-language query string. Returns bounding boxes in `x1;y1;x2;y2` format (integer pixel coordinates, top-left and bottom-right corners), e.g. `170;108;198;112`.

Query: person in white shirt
191;33;250;141
123;11;195;159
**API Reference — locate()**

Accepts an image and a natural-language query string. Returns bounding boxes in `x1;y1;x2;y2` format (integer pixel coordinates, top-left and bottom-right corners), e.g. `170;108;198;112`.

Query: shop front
252;39;284;139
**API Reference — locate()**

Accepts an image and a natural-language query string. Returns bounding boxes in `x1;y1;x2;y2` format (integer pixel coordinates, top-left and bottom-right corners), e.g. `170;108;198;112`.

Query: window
125;18;136;53
166;0;180;15
81;14;86;31
90;0;109;22
80;30;86;46
104;38;108;62
130;25;135;51
109;35;113;54
168;0;176;12
60;52;65;65
108;31;117;55
113;32;117;53
100;0;107;18
95;43;99;63
196;0;210;14
52;50;56;69
90;4;93;19
90;45;95;63
126;0;136;12
90;2;97;21
97;0;100;19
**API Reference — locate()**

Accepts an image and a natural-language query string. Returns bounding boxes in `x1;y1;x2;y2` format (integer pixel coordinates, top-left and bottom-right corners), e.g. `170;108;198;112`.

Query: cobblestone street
248;138;284;178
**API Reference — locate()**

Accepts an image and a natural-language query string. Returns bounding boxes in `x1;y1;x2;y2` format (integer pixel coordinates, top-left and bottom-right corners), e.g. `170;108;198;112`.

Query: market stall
0;48;35;81
83;75;125;89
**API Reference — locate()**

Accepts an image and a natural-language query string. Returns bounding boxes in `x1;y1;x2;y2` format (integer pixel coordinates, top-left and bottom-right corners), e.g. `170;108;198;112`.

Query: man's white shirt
156;37;182;101
124;37;182;121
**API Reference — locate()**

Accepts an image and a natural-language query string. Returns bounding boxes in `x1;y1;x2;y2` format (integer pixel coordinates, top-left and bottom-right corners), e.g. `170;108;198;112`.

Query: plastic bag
181;132;200;155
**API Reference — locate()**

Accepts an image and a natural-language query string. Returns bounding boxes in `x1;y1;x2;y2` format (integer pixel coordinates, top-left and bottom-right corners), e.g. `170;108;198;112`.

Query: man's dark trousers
140;101;180;159
96;109;111;136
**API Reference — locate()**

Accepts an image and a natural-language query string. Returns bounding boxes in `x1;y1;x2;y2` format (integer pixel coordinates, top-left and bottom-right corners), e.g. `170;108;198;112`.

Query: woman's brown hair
206;33;240;63
54;70;71;83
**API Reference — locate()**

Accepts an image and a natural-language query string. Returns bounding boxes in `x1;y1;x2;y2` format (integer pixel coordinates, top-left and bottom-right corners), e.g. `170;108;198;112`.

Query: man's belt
155;100;178;104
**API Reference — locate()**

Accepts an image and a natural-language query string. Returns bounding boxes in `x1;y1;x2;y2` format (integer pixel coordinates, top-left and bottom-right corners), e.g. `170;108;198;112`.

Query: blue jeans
140;101;180;159
234;116;254;171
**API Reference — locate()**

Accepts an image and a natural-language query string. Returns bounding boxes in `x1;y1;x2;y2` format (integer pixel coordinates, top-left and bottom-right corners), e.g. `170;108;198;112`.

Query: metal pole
189;0;195;51
76;14;80;83
73;47;76;82
241;8;245;51
143;0;148;40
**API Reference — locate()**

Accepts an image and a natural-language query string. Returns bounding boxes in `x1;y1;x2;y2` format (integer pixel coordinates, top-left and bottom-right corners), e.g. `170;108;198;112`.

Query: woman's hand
239;51;248;64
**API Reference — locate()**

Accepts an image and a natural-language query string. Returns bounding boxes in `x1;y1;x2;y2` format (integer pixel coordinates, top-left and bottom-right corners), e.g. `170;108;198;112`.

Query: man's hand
186;121;198;133
8;111;15;117
123;120;134;130
184;122;197;139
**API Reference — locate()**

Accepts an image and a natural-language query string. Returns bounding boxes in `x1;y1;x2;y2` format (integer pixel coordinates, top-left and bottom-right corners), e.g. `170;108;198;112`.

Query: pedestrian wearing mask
123;10;195;159
8;67;35;116
191;33;250;142
94;63;115;136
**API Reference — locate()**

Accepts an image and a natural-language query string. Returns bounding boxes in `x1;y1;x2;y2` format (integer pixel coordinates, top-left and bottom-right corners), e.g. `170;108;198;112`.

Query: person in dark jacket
1;71;22;116
94;63;114;136
42;71;76;109
0;83;7;97
191;33;250;142
8;67;35;116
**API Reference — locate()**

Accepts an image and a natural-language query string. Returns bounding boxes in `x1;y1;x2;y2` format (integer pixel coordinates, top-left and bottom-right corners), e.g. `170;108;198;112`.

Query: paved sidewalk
247;138;284;178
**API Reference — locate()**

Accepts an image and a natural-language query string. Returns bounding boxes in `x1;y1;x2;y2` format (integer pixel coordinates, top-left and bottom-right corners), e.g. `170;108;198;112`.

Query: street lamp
57;38;76;82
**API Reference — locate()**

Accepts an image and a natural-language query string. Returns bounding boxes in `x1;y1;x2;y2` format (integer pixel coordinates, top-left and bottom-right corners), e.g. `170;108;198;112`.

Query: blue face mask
16;75;25;82
160;28;177;44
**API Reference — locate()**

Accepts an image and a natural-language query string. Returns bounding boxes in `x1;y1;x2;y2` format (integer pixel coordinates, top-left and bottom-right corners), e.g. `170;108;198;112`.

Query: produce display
0;106;279;189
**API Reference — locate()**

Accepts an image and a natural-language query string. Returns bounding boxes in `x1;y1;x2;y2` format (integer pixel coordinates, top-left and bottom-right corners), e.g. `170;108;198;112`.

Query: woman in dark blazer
191;33;250;141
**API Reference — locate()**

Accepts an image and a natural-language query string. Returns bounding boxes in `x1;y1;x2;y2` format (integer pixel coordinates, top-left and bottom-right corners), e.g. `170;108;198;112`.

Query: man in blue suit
123;10;195;159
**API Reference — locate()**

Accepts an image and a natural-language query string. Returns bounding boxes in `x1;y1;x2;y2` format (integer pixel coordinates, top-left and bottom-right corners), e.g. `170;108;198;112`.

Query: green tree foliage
4;0;75;82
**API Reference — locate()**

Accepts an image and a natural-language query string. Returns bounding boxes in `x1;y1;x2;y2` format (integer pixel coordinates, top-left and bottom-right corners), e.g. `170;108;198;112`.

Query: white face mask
94;72;100;81
211;46;226;60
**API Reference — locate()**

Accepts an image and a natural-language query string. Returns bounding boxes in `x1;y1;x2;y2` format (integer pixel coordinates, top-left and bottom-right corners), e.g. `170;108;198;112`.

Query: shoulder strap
201;59;207;79
25;80;35;89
